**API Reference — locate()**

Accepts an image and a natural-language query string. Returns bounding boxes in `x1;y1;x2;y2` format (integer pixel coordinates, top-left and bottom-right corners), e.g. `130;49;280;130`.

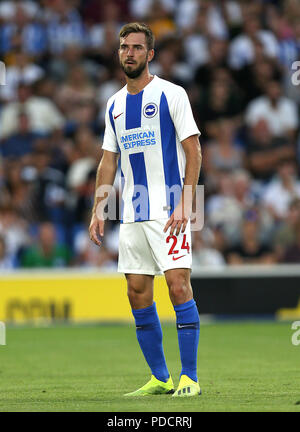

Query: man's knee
126;274;153;306
127;285;145;302
169;281;190;303
166;271;193;304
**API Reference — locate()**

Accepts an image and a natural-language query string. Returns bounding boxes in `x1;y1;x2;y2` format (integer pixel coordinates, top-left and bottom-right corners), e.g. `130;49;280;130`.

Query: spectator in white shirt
229;13;279;70
0;83;65;139
245;80;299;142
192;228;226;268
262;158;300;221
0;51;44;102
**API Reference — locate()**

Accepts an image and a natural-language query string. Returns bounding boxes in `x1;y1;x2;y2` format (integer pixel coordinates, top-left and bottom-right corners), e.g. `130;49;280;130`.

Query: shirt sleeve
101;99;119;153
169;86;201;142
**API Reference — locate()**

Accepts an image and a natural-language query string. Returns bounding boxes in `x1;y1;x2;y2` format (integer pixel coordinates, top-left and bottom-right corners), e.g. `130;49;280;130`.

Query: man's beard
121;58;147;79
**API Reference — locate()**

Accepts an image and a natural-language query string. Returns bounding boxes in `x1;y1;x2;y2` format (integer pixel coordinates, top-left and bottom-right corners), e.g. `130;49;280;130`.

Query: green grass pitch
0;321;299;412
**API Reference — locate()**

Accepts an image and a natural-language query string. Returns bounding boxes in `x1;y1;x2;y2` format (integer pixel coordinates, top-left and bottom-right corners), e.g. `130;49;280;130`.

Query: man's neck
126;71;154;95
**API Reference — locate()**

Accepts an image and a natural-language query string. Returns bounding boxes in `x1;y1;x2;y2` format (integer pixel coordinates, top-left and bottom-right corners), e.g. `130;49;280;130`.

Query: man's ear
148;49;155;63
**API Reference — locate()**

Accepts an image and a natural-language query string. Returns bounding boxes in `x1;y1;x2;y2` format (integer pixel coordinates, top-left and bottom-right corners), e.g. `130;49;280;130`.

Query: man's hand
89;213;105;246
163;200;192;237
89;150;119;246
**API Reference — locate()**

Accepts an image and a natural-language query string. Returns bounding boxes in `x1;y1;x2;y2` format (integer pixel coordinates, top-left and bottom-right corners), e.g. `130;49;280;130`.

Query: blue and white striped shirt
102;75;200;223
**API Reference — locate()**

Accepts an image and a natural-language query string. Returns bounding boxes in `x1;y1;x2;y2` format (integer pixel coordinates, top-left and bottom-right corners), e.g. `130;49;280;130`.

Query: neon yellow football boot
124;375;174;396
172;374;201;397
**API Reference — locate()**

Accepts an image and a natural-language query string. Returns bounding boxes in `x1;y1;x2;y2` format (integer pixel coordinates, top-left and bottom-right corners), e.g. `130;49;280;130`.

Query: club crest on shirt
143;103;158;118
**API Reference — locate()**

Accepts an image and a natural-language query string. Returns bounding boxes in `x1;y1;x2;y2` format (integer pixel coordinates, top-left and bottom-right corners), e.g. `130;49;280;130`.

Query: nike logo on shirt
114;112;123;120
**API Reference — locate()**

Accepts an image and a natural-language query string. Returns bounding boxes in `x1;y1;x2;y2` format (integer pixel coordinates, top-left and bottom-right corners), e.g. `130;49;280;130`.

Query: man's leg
124;273;173;396
165;268;200;396
126;273;154;309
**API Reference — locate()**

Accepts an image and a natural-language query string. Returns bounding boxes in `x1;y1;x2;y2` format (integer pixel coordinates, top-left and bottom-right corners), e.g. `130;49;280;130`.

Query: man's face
39;223;56;249
278;161;295;180
119;32;153;79
242;220;258;242
18;85;31;102
267;81;281;102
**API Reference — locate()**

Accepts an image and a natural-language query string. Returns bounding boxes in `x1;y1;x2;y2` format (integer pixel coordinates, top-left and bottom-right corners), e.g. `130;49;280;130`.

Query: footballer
89;22;202;397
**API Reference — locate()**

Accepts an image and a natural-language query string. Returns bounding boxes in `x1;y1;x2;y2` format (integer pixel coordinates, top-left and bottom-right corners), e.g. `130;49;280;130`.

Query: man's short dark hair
119;22;155;51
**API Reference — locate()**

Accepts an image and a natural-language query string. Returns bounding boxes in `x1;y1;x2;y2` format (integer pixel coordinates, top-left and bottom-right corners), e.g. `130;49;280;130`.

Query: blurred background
0;0;300;322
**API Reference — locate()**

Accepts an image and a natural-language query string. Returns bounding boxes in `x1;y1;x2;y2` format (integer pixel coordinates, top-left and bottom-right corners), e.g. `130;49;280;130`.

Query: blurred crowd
0;0;300;270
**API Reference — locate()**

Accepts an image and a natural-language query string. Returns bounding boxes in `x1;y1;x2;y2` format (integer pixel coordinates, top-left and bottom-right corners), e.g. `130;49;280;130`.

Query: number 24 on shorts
166;234;190;255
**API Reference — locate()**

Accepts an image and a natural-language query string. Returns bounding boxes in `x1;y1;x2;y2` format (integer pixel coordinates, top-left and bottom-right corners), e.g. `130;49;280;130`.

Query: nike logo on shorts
172;255;185;261
114;112;123;119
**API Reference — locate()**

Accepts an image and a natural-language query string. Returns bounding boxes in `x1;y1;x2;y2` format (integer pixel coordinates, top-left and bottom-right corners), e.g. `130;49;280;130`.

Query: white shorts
118;219;192;275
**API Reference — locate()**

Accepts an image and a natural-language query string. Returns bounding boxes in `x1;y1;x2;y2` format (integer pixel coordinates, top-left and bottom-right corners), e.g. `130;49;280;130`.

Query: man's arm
89;150;119;246
164;135;202;236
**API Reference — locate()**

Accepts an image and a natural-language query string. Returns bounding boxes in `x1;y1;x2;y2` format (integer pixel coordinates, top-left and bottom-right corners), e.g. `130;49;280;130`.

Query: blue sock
174;299;200;383
132;302;169;382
